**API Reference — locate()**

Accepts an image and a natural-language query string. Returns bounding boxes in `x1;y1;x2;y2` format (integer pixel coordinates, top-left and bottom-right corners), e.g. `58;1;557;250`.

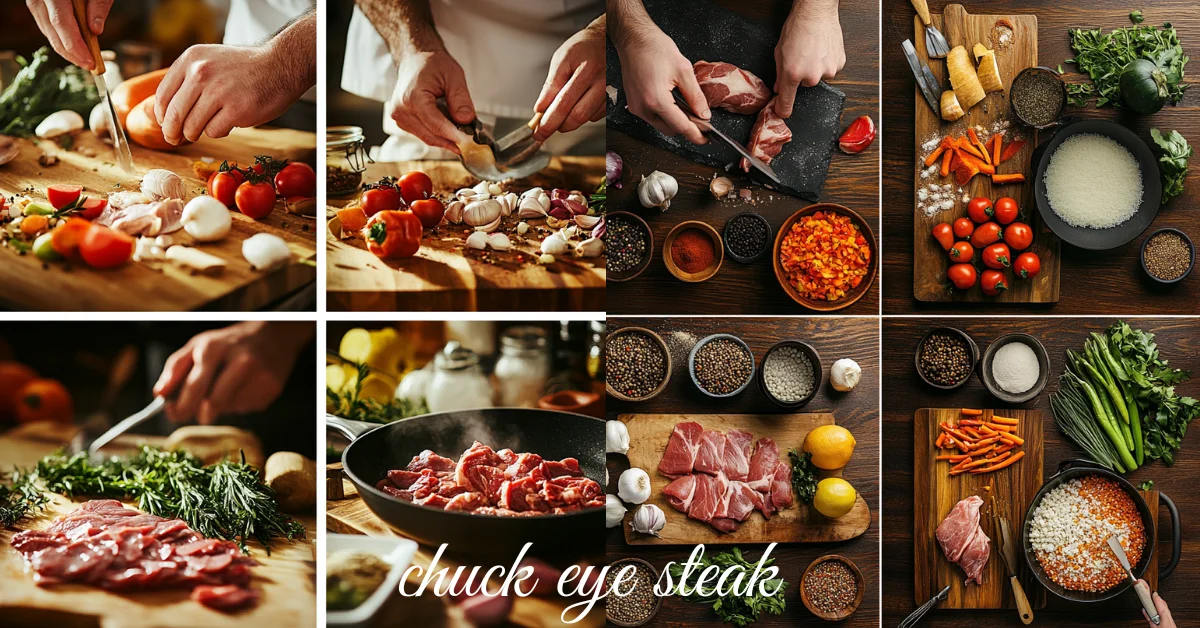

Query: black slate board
605;0;846;201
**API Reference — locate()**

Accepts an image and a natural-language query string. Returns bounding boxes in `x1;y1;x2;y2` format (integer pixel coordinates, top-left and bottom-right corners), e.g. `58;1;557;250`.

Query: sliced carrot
992;173;1026;185
961;426;983;440
966;436;1001;450
972;451;1025;473
999;139;1026;163
957;419;983;427
956;137;988;162
935;433;948;448
991;134;1002;166
968;128;991;165
993;443;1016;454
961;409;984;416
940;148;954;177
991;416;1019;425
924;136;954;166
978;425;999;436
984;422;1015;432
1001;432;1025;446
936;454;970;462
958;152;995;174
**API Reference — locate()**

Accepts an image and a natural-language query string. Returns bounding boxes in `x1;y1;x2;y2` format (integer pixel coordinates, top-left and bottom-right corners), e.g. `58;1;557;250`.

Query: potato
265;451;316;512
164;425;264;468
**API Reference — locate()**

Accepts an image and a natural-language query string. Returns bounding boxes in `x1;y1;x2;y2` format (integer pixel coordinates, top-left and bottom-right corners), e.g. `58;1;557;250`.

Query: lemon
326;363;359;394
802;425;856;470
357;373;398;402
813;478;857;518
338;328;404;376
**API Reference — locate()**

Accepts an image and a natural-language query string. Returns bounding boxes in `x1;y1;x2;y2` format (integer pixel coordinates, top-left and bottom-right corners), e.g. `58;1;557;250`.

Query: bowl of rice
1034;121;1161;250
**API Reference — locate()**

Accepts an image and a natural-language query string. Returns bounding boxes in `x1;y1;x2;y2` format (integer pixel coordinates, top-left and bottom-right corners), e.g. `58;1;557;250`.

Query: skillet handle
1158;492;1181;580
1051;458;1104;480
325;414;379;441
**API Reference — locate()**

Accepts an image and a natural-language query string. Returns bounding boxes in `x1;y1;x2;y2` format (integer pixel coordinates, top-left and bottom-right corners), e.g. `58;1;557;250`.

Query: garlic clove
538;253;555;265
605;494;626;528
517;221;529;235
241;233;291;270
474;215;502;232
575;237;604;258
445;199;465;223
487;232;512;251
606;420;630;454
465;231;490;250
540;230;569;256
617;468;652;504
574;214;600;230
710;175;734;199
487;182;504;196
180;196;231;242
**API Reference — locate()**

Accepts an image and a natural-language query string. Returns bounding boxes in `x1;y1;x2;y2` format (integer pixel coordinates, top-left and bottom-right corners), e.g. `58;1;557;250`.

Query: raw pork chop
935;495;991;584
740;96;792;173
723;429;754;481
693;61;771;115
659;421;703;477
97;197;184;236
694;429;726;475
746;438;779;492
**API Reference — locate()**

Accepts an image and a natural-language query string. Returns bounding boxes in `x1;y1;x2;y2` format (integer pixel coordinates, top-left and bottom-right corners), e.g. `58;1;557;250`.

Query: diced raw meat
693;61;771;115
659;422;704;477
723;430;754;481
408;450;457;474
694;430;725;475
741;96;792;173
504;453;543;479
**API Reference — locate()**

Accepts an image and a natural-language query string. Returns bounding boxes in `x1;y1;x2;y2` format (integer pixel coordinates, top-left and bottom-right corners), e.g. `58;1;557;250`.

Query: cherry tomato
47;184;82;210
77;198;107;220
1014;252;1041;279
949;241;974;263
983;243;1012;269
364;210;422;259
981;269;1008;296
361;183;403;217
967;197;994;224
952;217;975;239
410;198;445;229
398;171;434;205
51;217;92;259
970;222;1003;248
274;162;316;198
207;171;242;208
78;223;135;269
993;197;1019;225
235;181;276;220
932;223;954;250
948;263;978;290
1004;222;1034;251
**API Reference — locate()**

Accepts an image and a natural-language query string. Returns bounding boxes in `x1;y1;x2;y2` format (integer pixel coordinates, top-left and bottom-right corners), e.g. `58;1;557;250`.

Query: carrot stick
992;173;1026;184
991;416;1019;425
972;451;1025;473
966;436;1001;450
993;443;1016;454
951;457;976;472
935;433;948;448
968;128;991;165
956;137;988;162
961;409;984;416
958;152;996;175
940;148;954;177
1001;432;1025;446
957;419;983;427
991;134;1002;166
962;426;983;440
924;137;953;166
999;139;1026;164
978;425;999;436
984;422;1015;432
936;454;970;461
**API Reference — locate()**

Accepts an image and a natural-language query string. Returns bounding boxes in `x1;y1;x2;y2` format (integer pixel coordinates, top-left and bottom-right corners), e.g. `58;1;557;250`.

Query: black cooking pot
1022;460;1180;603
327;408;604;561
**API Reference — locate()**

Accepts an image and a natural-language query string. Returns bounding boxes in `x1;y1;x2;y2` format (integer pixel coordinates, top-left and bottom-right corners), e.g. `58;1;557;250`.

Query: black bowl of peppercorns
723;211;771;263
914;327;979;390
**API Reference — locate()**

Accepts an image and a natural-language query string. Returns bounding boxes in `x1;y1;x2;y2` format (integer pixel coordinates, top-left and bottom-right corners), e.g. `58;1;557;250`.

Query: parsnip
947;46;986;109
972;44;1004;93
265;452;317;512
941;90;966;121
165;425;264;468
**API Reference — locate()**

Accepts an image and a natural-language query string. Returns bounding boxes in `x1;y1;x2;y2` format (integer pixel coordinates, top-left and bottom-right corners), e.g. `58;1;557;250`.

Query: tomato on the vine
361;179;403;217
1014;252;1041;279
398;171;433;205
207;170;243;208
967;197;993;223
993;197;1019;225
274;162;316;198
364;210;422;259
235;181;276;220
1004;222;1034;251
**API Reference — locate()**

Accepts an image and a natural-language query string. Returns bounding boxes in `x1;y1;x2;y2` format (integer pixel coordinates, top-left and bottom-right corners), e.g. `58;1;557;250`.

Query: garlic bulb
631;504;666;537
540;230;569;256
606;420;630;454
575;237;603;258
462;199;502;228
444;199;465;223
830;358;862;392
710;176;734;199
638;171;678;211
180;196;231;242
35;110;84;139
142;169;186;201
465;231;490;250
617;468;651;504
605;494;626;528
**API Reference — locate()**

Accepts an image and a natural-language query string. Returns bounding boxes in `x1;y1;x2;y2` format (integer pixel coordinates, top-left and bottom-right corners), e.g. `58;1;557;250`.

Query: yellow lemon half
802;425;856;470
813;478;857;518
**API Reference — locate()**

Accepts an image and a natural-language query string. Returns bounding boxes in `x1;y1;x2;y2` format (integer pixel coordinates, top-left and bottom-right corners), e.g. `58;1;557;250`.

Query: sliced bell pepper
999;139;1027;164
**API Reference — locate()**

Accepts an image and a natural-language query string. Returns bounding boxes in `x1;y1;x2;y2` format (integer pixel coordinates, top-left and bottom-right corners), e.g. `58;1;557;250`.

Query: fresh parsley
1150;128;1191;204
667;547;788;626
1065;21;1189;108
1130;10;1145;25
788;448;819;504
1108;322;1200;465
1140;479;1155;490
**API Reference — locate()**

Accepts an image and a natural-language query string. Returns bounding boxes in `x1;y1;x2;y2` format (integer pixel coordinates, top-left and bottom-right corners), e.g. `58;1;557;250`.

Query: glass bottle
494;326;550;407
425;342;493;412
587;320;606;381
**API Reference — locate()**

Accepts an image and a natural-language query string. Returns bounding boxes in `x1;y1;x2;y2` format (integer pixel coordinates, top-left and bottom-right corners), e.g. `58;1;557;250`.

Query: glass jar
326;126;370;197
494;326;550;407
425;342;493;412
587;320;605;380
445;321;496;360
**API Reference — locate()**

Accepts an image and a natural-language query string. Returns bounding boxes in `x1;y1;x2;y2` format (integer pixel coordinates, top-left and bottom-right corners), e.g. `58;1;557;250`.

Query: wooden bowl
772;204;877;311
606;558;662;627
800;554;865;621
663;220;723;282
605;326;672;402
607;211;654;283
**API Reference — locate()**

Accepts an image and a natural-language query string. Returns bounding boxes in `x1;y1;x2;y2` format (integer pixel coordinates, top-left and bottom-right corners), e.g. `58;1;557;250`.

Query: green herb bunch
1065;20;1189;107
788;448;818;504
0;47;100;137
1150;128;1191;204
326;362;428;424
0;469;48;527
667;547;787;627
589;178;606;214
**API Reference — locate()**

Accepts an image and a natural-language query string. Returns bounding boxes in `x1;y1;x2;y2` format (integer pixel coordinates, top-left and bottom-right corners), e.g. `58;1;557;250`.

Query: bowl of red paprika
663;220;723;283
772;204;877;312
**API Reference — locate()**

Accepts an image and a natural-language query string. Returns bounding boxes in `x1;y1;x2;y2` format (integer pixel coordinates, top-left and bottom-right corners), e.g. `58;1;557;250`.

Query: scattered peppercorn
607;331;667;399
693;337;753;395
919;332;972;386
1143;231;1191;281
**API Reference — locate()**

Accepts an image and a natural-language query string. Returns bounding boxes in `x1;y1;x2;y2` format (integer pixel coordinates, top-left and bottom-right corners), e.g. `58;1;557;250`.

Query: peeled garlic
35;110;84;139
638;170;678;211
831;358;862;392
606;420;630;454
631;504;666;537
538;253;555;265
517;222;529;235
618;468;651;504
710;175;734;199
540;230;569;256
445;199;465;223
605;494;626;528
575;237;604;258
465;231;490;250
487;182;504;196
142;169;186;201
487;232;512;251
574;214;600;230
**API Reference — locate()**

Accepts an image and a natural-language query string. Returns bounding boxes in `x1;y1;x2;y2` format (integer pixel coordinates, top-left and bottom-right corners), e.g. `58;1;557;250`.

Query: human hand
1137;581;1174;628
388;50;475;154
26;0;113;71
615;27;709;145
773;0;845;117
153;322;308;425
533;18;606;141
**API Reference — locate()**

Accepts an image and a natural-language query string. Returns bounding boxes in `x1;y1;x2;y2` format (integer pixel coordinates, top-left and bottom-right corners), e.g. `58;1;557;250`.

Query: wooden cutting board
0;430;316;628
326;157;605;312
912;5;1061;303
618;413;870;546
0;128;317;311
913;408;1044;609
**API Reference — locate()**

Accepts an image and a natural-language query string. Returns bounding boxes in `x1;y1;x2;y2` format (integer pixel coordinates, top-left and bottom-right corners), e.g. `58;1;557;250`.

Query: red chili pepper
838;116;876;154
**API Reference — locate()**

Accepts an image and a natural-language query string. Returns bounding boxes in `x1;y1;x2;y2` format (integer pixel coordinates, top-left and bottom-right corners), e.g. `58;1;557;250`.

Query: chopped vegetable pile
778;210;871;302
933;409;1026;476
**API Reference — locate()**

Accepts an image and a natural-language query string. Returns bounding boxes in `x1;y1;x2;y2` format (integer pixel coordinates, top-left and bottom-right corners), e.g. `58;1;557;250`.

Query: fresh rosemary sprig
326;362;428;424
0;469;48;527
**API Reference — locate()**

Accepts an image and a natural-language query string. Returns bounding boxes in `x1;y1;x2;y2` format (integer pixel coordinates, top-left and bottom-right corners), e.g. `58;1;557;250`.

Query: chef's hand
154;322;311;425
533;15;606;141
1137;582;1174;627
388;50;475;154
613;27;708;145
773;0;845;117
26;0;113;71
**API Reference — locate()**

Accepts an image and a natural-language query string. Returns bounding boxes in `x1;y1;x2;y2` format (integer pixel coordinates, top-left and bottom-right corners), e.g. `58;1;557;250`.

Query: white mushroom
35;110;84;139
89;103;110;140
180;196;232;242
242;233;291;270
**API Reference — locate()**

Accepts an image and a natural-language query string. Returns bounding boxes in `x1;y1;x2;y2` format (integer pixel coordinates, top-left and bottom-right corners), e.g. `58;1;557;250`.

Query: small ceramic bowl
1141;228;1195;285
605;326;672;402
689;333;756;398
772;204;877;312
664;220;723;282
606;558;663;627
326;534;420;627
723;211;772;263
800;555;865;621
914;326;980;390
980;333;1050;404
1010;66;1066;129
607;211;654;283
757;340;822;409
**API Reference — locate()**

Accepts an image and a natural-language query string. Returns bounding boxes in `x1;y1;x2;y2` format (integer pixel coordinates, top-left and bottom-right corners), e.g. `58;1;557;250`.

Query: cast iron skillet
1022;460;1180;603
327;408;604;560
1033;119;1162;251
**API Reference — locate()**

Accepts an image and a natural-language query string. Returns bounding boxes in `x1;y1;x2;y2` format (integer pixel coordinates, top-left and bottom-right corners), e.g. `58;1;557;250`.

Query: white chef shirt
222;0;316;102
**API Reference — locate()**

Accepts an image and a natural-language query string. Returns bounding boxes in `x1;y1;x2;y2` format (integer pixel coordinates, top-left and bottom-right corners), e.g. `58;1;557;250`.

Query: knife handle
70;0;105;75
1010;576;1034;625
1133;580;1160;625
527;111;544;132
910;0;932;25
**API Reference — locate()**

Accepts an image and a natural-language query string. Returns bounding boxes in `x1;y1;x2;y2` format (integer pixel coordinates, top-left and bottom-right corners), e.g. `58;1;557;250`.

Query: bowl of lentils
915;327;979;390
758;340;821;408
724;211;771;263
1141;228;1194;284
800;555;864;621
606;212;654;283
606;558;662;627
606;327;672;402
689;334;756;398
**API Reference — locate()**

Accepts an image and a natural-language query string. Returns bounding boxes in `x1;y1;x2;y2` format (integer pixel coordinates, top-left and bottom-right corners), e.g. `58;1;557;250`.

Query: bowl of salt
980;333;1050;404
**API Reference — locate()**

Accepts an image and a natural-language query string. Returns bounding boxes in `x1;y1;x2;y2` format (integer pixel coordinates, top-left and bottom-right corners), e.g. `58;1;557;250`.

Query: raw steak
693;60;771;115
746;438;779;492
936;495;991;584
659;421;704;477
723;429;754;481
694;429;726;475
741;95;792;172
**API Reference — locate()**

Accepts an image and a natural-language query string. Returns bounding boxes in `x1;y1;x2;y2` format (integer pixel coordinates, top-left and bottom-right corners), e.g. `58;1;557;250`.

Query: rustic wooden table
882;317;1199;626
883;1;1200;313
606;0;880;315
607;317;879;627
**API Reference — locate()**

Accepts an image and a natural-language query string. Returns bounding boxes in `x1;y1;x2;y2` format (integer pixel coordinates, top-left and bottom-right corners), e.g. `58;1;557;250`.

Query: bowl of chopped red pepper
663;220;723;282
772;204;877;311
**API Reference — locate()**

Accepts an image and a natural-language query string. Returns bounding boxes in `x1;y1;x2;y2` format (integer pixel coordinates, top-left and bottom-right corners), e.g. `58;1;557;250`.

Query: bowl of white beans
758;340;822;408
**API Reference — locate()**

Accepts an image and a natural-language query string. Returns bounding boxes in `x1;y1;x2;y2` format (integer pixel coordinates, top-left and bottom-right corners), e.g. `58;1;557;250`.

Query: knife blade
671;91;781;186
71;0;134;173
74;396;167;461
1107;536;1160;625
902;39;942;113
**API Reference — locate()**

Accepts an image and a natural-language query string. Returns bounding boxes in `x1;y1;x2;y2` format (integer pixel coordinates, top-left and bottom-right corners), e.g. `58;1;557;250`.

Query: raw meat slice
770;461;794;510
504;453;543;479
688;473;720;523
663;475;697;513
746;438;779;492
694;430;725;475
936;495;983;562
409;450;457;474
709;518;741;533
723;481;760;522
957;527;991;585
98;198;184;236
740;96;792;173
693;61;772;115
193;584;261;611
723;430;754;481
659;421;704;477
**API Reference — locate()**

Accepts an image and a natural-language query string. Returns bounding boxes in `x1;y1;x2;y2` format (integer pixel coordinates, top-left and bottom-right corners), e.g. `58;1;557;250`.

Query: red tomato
1014;252;1041;279
967;197;993;223
363;210;422;259
360;184;403;217
981;269;1008;296
274;162;316;198
1004;222;1034;251
410;198;445;229
993;197;1019;225
51;217;92;258
79;224;134;269
235;181;276;220
949;241;974;263
76;198;107;220
47;184;82;210
952;217;974;239
947;263;977;290
983;243;1012;269
398;171;434;205
970;222;1003;248
932;223;954;250
207;171;241;208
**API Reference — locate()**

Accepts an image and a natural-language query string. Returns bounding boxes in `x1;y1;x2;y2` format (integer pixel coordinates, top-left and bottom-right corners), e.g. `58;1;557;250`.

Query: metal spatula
911;0;950;59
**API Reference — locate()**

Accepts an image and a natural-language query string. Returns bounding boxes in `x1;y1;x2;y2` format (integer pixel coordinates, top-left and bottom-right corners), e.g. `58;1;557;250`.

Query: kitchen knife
671;91;781;186
1108;536;1159;625
996;517;1034;624
902;39;943;114
71;0;134;173
899;585;949;628
71;396;167;461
